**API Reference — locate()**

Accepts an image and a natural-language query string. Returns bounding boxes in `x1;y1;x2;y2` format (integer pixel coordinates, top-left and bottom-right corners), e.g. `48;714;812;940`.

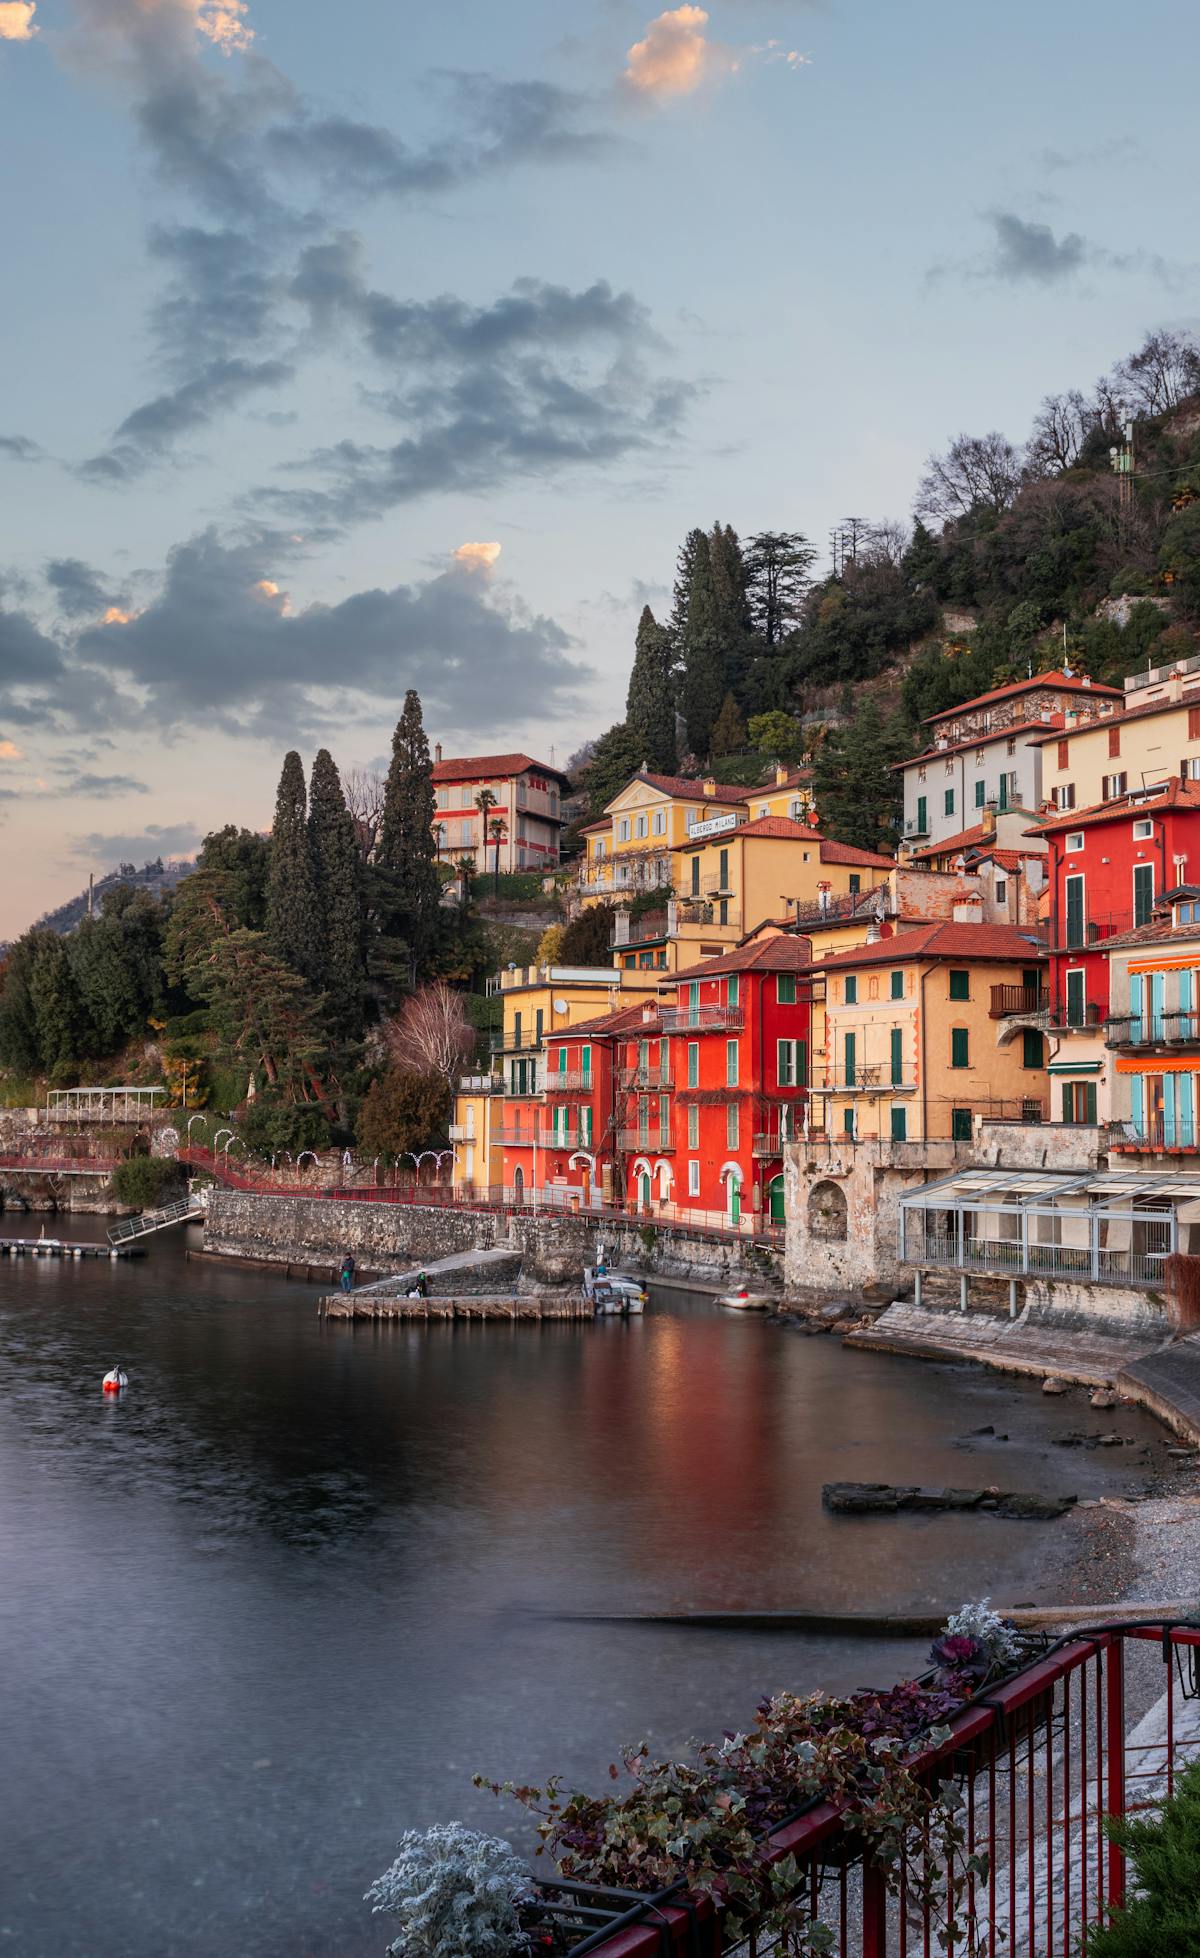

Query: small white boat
718;1287;771;1311
584;1247;647;1314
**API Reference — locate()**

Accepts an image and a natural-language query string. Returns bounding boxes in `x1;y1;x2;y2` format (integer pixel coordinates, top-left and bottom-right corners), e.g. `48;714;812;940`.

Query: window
951;1027;970;1068
890;1105;907;1141
727;974;739;1007
1065;831;1083;852
618;817;630;841
843;1107;856;1136
1007;737;1017;757
582;1045;592;1082
916;795;928;833
918;765;927;781
1190;704;1200;740
777;1038;806;1087
951;1107;973;1141
1057;739;1070;769
1055;784;1077;810
1102;772;1127;800
844;1030;856;1087
1178;900;1200;925
653;809;666;834
948;969;970;1000
1108;725;1122;758
890;1026;904;1085
535;1008;544;1041
849;874;861;894
777;973;797;1004
1062;1081;1098;1124
688;1159;700;1196
1022;1029;1045;1068
717;847;730;890
975;779;986;808
789;798;804;820
944;788;955;816
995;878;1007;905
945;756;954;774
890;969;904;999
689;855;701;896
635;813;647;838
687;1105;699;1148
687;1042;699;1088
1064;873;1085;948
1184;758;1200;782
726;1103;740;1148
725;1040;739;1086
1133;861;1155;927
1065;967;1086;1028
845;975;858;1004
1132;818;1154;840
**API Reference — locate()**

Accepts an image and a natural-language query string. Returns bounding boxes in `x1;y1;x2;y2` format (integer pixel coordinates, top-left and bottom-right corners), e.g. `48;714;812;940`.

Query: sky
0;0;1197;938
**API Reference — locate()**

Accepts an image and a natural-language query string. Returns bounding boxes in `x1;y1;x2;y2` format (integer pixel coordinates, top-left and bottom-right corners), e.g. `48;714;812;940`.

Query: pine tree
709;521;755;708
672;529;727;760
378;690;443;978
710;691;747;757
266;750;322;986
745;531;818;645
811;702;911;854
308;748;364;1038
625;606;677;773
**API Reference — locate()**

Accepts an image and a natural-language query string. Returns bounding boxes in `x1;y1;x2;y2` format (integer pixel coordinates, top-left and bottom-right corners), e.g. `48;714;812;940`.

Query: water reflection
0;1228;1161;1957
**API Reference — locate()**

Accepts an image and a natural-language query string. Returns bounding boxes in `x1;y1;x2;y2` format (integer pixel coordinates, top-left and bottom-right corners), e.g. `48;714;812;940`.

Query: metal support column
914;1267;923;1307
1008;1277;1018;1320
959;1271;968;1314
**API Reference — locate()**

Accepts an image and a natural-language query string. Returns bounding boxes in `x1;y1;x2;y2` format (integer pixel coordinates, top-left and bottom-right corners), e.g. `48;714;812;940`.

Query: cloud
59;772;151;797
81;355;294;481
623;6;732;98
985;211;1088;284
71;527;591;740
0;738;23;760
193;0;253;55
453;541;502;572
0;2;36;40
1039;136;1143;174
45;557;116;619
70;820;201;863
0;435;41;461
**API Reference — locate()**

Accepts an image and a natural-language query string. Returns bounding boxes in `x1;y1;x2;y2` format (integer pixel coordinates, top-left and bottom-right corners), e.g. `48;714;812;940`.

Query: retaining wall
203;1190;783;1288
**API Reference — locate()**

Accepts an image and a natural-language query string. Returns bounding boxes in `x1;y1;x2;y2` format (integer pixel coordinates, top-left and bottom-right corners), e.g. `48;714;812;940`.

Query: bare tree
385;983;475;1087
863;520;910;569
915;431;1024;523
1112;329;1200;417
1025;390;1098;475
343;767;386;861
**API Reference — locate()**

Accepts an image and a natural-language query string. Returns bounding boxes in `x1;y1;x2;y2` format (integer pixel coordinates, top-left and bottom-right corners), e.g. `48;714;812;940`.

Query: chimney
775;762;788;786
435;742;443;762
703;776;717;795
866;919;880;944
981;802;996;836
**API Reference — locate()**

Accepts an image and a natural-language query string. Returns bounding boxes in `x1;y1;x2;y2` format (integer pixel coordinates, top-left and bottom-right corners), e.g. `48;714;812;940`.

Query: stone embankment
203;1189;782;1288
317;1246;591;1320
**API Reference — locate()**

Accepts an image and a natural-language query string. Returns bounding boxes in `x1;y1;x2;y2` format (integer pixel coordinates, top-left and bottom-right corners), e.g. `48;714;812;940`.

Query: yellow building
811;921;1049;1142
449;1072;501;1198
1035;652;1200;817
670;815;895;941
578;765;816;907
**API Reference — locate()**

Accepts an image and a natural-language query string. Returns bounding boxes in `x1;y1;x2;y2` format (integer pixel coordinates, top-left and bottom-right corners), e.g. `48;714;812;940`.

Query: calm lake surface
0;1222;1163;1956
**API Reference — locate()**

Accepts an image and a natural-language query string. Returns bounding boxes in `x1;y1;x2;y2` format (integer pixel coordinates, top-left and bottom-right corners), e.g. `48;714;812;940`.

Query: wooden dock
0;1238;144;1260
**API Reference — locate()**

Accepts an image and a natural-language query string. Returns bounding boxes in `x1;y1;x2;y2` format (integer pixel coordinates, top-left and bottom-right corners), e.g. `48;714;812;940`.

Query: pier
0;1237;144;1260
318;1245;591;1319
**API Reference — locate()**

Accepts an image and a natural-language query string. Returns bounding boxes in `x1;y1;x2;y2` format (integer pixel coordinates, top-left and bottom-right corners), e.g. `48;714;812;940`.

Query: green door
730;1179;741;1226
638;1172;651;1211
768;1175;785;1223
1065;876;1085;949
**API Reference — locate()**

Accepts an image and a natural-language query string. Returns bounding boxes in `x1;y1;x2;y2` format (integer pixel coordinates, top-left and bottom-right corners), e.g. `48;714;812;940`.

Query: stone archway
808;1179;848;1241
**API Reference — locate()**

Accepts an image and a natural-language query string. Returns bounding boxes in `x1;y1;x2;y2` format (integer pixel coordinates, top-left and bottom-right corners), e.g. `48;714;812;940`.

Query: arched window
808;1179;848;1241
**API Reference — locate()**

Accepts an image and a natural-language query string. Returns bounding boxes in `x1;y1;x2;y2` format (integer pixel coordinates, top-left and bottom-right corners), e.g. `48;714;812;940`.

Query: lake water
0;1221;1163;1956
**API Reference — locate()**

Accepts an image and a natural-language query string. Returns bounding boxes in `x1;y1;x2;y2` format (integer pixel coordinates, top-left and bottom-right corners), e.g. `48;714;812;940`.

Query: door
638;1171;651;1212
1064;875;1085;949
729;1177;741;1226
1133;862;1155;929
512;1166;524;1204
1150;972;1166;1042
768;1175;785;1224
1065;967;1085;1029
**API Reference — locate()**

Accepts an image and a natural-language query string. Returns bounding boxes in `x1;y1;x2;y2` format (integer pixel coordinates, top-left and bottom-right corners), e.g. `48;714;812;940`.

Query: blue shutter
1130;973;1144;1043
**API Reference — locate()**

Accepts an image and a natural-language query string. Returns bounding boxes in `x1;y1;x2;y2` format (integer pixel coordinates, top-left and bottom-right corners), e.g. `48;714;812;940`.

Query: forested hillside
582;327;1200;850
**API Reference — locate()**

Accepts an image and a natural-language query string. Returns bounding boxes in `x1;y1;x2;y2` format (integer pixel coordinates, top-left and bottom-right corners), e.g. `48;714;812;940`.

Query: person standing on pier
340;1252;356;1294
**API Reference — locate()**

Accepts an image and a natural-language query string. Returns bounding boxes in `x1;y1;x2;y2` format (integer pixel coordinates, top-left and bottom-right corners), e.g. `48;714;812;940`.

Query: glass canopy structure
898;1167;1200;1289
46;1087;167;1123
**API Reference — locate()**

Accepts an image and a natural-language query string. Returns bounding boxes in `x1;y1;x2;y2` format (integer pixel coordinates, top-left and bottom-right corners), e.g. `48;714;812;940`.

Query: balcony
1045;999;1102;1032
659;1005;744;1033
1051;909;1145;951
989;984;1048;1018
1104;1010;1200;1050
1109;1117;1200;1152
752;1131;797;1156
490;1028;544;1054
546;1071;595;1093
495;1124;592;1149
447;1123;476;1142
917;1231;1167;1288
617;1128;674;1153
902;814;930;839
619;1063;673;1089
817;1065;918;1094
791;886;888;926
673;900;741;931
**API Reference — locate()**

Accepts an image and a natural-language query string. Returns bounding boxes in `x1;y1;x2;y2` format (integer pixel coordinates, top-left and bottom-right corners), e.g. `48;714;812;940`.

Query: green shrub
1086;1756;1200;1955
111;1156;185;1208
236;1099;332;1159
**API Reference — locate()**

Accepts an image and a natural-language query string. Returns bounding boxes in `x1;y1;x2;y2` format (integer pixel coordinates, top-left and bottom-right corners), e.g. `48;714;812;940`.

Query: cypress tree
266;750;323;985
674;530;727;760
378;690;443;977
625;606;677;773
710;691;747;757
308;748;364;1037
709;521;754;708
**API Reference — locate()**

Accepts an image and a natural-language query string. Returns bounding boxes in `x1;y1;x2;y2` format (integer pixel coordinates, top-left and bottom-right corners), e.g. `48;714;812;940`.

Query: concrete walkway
343;1246;522;1300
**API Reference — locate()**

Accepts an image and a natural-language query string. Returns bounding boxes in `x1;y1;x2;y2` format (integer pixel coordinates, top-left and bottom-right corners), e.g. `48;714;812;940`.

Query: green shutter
890;1105;907;1141
890;970;904;999
844;1030;856;1087
917;795;927;833
1022;1029;1044;1068
948;969;970;1000
975;779;986;809
1062;1082;1073;1124
1065;876;1085;948
890;1027;903;1086
951;1107;972;1140
951;1027;969;1068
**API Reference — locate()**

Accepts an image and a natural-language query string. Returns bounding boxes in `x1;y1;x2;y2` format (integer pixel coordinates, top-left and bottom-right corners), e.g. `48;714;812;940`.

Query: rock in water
1090;1387;1118;1409
1042;1376;1069;1395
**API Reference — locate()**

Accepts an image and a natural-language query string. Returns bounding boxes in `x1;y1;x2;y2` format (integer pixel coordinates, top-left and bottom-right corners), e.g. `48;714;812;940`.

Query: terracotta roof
898;718;1066;770
1027;687;1200;746
577;818;612;834
633;771;752;806
819;838;897;868
1095;920;1180;953
976;847;1044;871
813;922;1046;970
726;815;823;841
546;1000;654;1042
660;936;816;981
1026;779;1200;836
432;751;569;786
909;824;989;859
922;671;1121;724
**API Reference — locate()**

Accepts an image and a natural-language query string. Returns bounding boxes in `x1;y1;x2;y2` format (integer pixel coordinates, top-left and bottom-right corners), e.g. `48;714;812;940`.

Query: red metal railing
572;1622;1200;1957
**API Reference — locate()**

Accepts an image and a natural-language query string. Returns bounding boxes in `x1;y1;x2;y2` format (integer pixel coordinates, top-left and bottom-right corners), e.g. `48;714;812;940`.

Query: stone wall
783;1137;968;1294
203;1191;782;1288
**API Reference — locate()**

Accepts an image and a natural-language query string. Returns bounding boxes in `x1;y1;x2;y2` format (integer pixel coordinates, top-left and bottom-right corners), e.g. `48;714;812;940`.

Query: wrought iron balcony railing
1104;1010;1200;1049
617;1127;675;1153
659;1005;744;1033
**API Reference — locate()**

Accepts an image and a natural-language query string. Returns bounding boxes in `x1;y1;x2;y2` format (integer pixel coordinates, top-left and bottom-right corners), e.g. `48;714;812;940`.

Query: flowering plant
932;1599;1024;1681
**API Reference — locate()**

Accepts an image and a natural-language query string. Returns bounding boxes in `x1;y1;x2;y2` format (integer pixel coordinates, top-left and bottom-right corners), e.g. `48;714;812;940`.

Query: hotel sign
687;811;739;841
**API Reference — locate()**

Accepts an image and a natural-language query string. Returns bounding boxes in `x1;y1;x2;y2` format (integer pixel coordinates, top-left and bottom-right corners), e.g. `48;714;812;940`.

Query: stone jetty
318;1246;592;1321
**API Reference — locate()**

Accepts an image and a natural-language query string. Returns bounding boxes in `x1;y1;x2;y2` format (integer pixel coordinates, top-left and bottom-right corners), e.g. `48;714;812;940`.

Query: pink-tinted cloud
192;0;253;55
623;6;733;99
0;2;37;41
452;541;503;573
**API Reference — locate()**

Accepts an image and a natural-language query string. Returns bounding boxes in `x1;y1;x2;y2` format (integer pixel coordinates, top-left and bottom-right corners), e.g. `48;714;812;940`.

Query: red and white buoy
102;1366;128;1394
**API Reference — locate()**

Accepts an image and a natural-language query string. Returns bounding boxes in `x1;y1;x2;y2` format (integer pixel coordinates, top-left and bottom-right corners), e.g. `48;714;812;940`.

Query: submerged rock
1042;1377;1070;1396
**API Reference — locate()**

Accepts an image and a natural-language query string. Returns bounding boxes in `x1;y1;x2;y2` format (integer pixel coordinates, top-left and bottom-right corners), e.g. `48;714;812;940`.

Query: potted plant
365;1823;545;1958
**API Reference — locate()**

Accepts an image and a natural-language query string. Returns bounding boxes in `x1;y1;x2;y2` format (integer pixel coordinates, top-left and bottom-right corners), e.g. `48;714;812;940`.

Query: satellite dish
553;997;569;1014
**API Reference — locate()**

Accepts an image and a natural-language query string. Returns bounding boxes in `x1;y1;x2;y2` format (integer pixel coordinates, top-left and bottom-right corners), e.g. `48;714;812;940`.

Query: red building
534;1001;651;1209
1029;778;1200;1027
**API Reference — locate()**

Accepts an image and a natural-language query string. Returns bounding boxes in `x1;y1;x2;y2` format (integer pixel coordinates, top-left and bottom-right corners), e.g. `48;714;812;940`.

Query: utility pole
1109;418;1134;550
87;872;94;919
